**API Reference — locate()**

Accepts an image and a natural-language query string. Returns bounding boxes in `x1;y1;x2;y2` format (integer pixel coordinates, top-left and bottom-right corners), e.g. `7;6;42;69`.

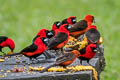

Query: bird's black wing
79;46;86;54
48;32;68;49
0;36;8;43
69;20;88;32
32;35;40;42
56;52;75;65
61;19;68;24
21;44;38;52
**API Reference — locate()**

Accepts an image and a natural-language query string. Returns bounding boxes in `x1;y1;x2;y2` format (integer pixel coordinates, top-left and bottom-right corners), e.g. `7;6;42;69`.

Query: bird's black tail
43;50;55;59
40;64;56;73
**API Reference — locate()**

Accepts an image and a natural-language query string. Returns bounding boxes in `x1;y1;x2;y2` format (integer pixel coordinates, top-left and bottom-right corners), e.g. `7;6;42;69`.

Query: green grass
0;0;120;80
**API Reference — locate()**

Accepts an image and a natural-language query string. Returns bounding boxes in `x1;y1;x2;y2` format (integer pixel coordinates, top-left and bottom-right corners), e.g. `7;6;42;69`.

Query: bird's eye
48;32;53;36
72;19;76;22
57;22;61;26
67;25;72;29
93;49;97;53
44;38;49;42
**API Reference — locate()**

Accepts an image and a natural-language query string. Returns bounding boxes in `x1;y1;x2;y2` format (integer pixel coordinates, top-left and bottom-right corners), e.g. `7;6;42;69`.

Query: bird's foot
81;60;91;66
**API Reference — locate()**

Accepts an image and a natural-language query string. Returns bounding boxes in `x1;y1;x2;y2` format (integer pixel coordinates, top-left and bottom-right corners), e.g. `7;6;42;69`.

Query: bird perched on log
2;37;50;61
78;43;98;65
32;29;56;59
69;15;95;37
61;16;77;25
47;24;72;50
0;36;15;55
40;50;80;73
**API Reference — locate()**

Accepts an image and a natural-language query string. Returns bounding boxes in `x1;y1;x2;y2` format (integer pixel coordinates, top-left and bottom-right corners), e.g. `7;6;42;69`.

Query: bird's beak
11;48;14;53
67;25;72;31
96;44;102;53
93;19;95;23
93;49;98;53
44;38;49;45
8;50;14;55
44;38;49;42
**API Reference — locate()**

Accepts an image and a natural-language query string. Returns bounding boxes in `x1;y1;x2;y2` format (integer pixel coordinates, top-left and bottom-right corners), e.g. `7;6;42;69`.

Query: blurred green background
0;0;120;80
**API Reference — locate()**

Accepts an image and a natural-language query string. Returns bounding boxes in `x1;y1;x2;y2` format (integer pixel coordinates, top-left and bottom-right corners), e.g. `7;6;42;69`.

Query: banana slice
0;59;4;62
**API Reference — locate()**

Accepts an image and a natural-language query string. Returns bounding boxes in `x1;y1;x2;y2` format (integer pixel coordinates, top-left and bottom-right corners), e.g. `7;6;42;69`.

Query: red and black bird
40;50;80;73
3;37;49;61
61;16;77;25
47;24;72;50
69;15;95;37
52;21;61;31
78;43;98;64
0;36;15;55
32;29;54;42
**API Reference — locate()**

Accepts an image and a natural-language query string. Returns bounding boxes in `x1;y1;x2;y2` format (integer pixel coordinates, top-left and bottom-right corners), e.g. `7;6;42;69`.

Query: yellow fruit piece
64;35;88;51
29;66;44;71
6;70;11;73
28;65;97;80
67;65;98;80
0;75;5;78
0;69;4;72
0;59;4;62
83;36;87;41
77;41;88;50
99;37;103;44
8;52;13;55
48;67;66;72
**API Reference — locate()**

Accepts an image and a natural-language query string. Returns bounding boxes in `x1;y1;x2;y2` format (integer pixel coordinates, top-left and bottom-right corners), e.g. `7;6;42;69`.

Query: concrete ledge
1;71;92;80
0;47;105;80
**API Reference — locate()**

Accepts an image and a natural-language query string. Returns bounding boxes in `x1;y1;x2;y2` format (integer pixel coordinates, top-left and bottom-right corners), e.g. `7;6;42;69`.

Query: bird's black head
52;21;61;31
45;30;54;38
64;24;72;31
54;21;61;28
70;16;77;24
41;37;49;46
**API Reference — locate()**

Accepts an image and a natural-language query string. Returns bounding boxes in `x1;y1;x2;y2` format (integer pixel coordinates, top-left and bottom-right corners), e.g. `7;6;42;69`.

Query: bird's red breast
79;44;97;59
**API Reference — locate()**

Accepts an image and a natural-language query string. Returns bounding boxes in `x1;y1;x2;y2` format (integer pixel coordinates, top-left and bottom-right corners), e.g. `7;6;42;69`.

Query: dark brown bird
85;26;100;43
40;50;80;73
